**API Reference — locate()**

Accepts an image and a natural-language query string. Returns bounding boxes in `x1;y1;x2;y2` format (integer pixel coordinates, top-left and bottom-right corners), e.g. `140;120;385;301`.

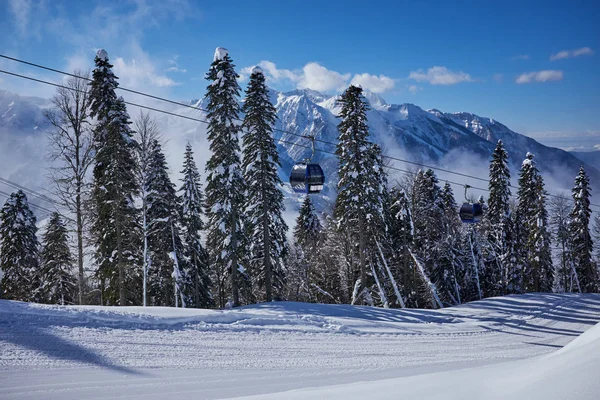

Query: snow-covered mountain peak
362;91;388;110
282;88;331;103
0;90;51;129
1;87;598;210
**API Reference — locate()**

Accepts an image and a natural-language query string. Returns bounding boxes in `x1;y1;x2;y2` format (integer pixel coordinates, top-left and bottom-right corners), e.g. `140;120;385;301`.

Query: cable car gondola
289;135;325;194
459;202;483;223
459;185;484;223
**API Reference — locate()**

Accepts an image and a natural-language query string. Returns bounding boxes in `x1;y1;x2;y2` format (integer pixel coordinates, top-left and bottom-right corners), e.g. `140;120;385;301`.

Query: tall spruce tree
315;214;346;304
291;196;324;301
436;183;464;305
242;67;288;302
410;169;445;308
516;152;553;292
294;196;323;251
549;194;579;292
335;85;391;305
146;140;187;307
40;212;77;305
569;167;598;292
89;49;140;305
388;187;417;307
179;143;212;308
0;190;40;301
204;47;246;307
485;140;514;293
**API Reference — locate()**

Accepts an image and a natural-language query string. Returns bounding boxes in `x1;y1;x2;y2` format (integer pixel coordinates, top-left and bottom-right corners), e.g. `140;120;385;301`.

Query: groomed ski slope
1;293;599;399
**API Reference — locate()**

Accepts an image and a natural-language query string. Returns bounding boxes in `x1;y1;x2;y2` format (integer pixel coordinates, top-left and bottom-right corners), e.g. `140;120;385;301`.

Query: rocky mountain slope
1;88;597;216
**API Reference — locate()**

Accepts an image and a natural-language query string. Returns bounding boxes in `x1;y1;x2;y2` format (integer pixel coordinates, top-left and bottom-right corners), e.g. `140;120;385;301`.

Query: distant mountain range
1;88;597;217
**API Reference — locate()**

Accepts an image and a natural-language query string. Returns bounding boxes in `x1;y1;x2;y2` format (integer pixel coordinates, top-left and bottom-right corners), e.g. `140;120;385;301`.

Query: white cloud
64;54;92;73
515;70;563;84
350;73;395;94
512;54;530;60
408;85;421;94
108;42;180;89
297;63;351;92
166;66;187;73
242;60;396;94
408;66;474;85
114;57;180;88
241;61;298;83
550;47;594;61
165;56;187;73
8;0;33;36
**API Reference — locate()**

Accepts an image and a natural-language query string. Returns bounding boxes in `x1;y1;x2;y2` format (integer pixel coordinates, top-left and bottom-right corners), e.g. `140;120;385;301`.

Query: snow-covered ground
1;293;599;399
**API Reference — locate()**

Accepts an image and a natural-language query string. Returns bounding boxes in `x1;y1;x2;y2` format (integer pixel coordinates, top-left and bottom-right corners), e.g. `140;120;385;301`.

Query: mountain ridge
0;88;597;213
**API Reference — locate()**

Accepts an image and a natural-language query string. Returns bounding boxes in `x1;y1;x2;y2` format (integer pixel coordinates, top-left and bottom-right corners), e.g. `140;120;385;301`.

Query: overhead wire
0;176;57;205
0;53;492;184
1;61;598;211
0;189;56;216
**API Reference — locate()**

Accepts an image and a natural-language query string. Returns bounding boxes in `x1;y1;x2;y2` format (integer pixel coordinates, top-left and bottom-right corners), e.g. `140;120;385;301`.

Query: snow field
1;293;599;399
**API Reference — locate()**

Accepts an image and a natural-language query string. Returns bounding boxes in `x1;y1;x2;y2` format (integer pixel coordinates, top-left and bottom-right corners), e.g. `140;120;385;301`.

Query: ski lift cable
0;189;56;215
0;54;513;184
1;67;598;211
0;176;58;205
0;54;586;191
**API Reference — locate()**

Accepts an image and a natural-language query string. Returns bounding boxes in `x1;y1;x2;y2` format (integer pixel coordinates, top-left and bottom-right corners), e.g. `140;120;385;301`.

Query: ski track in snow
1;293;600;399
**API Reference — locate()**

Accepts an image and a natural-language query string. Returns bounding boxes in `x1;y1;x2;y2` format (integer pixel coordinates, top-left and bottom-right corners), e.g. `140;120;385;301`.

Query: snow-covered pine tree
0;190;40;302
335;85;389;306
315;214;346;304
242;67;288;302
484;140;514;294
369;144;404;307
145;140;187;307
134;111;161;307
89;49;140;306
204;47;246;308
410;169;445;307
179;143;212;308
593;214;600;272
569;167;598;293
387;187;417;307
435;183;464;305
516;152;553;292
294;196;323;252
549;194;578;292
40;212;77;305
288;195;324;302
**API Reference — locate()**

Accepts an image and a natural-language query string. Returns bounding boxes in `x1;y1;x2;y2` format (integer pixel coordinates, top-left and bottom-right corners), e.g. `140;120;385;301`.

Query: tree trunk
263;180;272;302
116;208;126;306
142;193;148;307
193;252;199;307
358;213;366;304
76;190;85;305
231;209;239;307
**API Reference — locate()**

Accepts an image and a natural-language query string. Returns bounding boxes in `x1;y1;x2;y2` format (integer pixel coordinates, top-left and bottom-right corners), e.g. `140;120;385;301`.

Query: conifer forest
1;47;599;310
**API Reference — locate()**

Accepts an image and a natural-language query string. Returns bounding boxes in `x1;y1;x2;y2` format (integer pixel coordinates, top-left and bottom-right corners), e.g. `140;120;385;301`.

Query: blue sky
1;0;599;150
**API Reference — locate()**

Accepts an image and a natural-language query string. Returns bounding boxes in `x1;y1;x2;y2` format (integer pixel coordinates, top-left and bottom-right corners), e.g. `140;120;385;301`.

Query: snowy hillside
0;91;53;196
1;293;599;399
571;150;600;167
0;88;597;214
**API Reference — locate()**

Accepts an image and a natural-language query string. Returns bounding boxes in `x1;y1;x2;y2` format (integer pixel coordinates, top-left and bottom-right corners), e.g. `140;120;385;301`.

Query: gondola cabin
290;163;325;194
460;203;483;223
